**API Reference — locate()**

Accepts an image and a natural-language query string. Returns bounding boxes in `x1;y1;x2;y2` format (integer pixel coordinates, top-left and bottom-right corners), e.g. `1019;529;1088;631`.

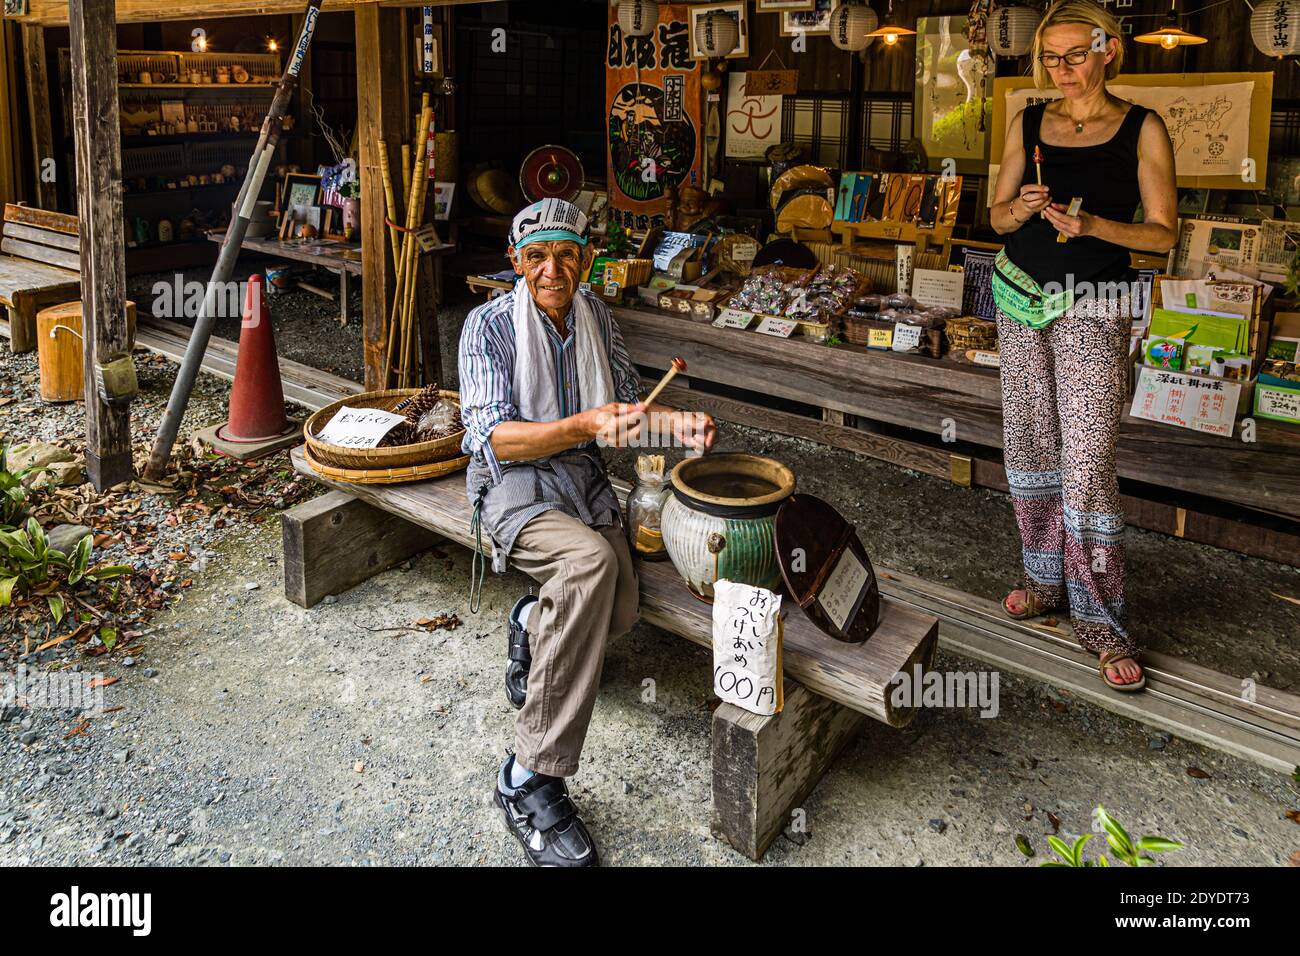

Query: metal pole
144;0;323;480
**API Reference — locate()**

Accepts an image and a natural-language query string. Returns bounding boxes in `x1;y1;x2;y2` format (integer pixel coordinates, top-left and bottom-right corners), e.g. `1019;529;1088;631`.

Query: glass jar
627;472;671;561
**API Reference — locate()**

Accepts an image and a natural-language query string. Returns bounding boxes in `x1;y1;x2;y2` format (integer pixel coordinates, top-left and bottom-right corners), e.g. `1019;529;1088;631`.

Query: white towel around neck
511;283;615;423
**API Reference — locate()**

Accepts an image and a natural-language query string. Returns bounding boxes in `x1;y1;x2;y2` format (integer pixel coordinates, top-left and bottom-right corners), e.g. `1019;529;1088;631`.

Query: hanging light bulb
866;0;915;45
266;36;279;52
1134;0;1206;48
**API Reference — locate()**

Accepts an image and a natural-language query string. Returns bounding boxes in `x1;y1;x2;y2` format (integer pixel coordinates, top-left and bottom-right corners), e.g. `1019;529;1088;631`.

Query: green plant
1039;805;1183;867
605;220;633;258
0;443;45;529
0;518;132;612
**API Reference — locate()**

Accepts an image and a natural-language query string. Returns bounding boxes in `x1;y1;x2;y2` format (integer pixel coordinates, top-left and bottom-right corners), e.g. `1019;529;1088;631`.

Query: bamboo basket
944;316;998;353
303;447;470;485
304;388;464;469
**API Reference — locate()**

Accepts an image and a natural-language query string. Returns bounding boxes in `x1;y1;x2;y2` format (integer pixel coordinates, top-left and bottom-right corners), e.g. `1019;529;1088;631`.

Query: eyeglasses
1037;50;1091;68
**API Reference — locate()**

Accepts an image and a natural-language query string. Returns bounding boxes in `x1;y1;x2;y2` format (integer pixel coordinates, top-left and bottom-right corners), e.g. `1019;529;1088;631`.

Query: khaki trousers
509;510;640;777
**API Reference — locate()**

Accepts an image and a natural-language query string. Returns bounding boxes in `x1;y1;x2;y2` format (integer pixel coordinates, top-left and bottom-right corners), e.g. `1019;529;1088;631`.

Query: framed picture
757;0;814;10
280;172;322;219
914;16;990;176
781;0;833;36
433;182;455;221
689;3;749;60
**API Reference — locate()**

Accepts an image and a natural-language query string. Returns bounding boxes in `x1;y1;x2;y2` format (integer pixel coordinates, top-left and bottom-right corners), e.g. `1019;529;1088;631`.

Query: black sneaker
494;755;599;867
505;595;535;710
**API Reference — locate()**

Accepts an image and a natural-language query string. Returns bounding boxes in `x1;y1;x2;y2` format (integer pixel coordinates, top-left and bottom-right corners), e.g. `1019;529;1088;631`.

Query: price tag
731;241;758;263
316;406;406;448
969;349;1001;367
755;316;797;338
892;323;923;352
579;281;592;293
867;327;893;349
413;224;439;252
714;307;755;329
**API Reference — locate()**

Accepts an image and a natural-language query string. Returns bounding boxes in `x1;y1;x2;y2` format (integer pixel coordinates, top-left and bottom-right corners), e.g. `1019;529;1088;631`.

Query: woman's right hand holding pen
1011;184;1052;224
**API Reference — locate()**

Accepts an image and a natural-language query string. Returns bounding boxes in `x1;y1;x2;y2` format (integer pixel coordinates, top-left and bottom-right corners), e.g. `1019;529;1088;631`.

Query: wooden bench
282;446;938;860
0;204;82;354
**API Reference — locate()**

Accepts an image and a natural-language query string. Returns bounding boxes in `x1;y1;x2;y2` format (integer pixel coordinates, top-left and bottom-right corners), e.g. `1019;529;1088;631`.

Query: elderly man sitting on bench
458;198;716;867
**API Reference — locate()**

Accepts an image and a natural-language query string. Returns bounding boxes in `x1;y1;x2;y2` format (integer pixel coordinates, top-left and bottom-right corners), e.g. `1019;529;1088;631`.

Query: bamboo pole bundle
376;139;402;269
384;96;432;388
397;99;434;387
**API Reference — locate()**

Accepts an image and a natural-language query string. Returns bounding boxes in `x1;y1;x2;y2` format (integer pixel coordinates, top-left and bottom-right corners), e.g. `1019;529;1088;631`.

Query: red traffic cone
203;275;300;459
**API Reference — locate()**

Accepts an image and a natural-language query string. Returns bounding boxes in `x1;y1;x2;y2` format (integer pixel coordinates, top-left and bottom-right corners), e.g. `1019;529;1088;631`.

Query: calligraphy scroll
726;71;782;159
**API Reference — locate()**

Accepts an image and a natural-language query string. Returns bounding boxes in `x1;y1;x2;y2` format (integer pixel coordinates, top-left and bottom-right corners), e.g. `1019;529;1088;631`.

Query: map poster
1003;81;1254;180
725;71;781;159
606;4;704;233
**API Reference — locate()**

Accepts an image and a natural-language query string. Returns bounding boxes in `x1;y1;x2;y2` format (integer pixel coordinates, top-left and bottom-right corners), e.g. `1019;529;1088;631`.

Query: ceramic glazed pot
661;453;796;600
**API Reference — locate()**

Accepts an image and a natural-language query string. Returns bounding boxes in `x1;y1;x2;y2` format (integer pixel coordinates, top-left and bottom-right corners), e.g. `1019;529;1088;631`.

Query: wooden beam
20;24;56;210
10;0;500;25
711;679;867;861
355;3;407;390
281;490;439;607
68;0;132;490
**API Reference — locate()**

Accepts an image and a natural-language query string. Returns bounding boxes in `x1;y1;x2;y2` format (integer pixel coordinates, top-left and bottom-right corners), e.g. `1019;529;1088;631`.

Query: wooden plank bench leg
7;304;34;354
281;489;441;607
711;678;867;861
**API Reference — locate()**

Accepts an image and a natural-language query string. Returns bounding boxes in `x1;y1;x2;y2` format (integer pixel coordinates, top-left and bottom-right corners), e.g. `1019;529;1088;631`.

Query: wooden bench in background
282;446;939;860
0;204;81;354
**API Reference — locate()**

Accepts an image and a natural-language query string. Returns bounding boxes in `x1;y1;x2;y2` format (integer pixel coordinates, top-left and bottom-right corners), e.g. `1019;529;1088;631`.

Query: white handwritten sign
1130;366;1240;437
712;580;783;716
892;322;923;352
714;307;755;329
755;316;797;338
910;267;965;310
316;405;407;448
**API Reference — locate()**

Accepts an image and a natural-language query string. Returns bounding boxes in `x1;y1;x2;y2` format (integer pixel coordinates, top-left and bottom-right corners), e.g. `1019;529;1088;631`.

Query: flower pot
660;453;796;600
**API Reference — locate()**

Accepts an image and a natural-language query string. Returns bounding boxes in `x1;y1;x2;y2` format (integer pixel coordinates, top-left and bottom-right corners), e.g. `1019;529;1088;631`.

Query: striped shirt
457;285;642;484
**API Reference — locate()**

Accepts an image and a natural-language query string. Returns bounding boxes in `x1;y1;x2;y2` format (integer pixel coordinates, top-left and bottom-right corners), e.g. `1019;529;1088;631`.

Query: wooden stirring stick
641;356;687;407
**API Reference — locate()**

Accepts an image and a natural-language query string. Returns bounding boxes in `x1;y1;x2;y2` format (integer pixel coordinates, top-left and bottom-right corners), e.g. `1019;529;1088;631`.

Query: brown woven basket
304;388;464;469
303;446;470;485
945;316;998;353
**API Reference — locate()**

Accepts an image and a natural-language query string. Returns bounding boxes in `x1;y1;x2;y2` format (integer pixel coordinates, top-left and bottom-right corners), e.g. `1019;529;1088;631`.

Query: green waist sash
991;249;1075;330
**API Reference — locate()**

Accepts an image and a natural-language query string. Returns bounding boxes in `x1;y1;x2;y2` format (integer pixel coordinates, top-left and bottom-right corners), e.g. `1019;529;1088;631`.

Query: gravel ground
2;300;1298;867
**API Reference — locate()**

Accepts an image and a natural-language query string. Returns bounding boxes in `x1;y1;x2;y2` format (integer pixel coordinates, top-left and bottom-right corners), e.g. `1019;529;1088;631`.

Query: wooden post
711;679;867;861
355;4;408;391
21;24;57;211
68;0;133;490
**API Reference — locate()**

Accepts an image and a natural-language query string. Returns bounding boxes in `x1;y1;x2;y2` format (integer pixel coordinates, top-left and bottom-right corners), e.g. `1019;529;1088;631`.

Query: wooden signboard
774;494;880;644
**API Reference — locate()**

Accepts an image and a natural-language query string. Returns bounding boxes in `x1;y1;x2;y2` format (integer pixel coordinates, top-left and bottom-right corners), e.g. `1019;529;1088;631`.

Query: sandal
505;594;536;710
1098;651;1146;693
1003;587;1046;621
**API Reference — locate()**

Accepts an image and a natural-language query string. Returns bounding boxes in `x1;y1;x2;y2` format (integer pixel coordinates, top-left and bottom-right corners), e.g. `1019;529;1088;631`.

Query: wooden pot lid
774;493;880;644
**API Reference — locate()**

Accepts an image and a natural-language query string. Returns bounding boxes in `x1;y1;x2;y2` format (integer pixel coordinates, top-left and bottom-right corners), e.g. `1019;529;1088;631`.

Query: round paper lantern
618;0;659;38
695;11;739;57
829;3;879;52
1251;0;1300;57
989;5;1039;57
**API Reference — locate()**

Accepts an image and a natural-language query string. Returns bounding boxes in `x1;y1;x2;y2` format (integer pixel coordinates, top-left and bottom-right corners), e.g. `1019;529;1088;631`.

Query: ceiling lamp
618;0;659;39
988;4;1039;57
1250;0;1300;57
829;2;879;52
865;0;915;45
1134;0;1206;48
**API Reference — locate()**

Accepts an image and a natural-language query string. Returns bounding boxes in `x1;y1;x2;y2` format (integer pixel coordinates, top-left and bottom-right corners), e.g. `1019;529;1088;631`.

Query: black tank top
1003;101;1148;289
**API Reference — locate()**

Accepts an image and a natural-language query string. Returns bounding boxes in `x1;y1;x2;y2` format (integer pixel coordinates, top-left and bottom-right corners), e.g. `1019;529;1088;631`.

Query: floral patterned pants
995;295;1137;659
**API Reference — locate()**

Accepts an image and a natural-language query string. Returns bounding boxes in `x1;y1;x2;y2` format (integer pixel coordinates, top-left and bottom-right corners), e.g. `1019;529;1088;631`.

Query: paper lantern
695;11;740;57
830;3;879;52
989;5;1039;57
618;0;659;38
1251;0;1300;57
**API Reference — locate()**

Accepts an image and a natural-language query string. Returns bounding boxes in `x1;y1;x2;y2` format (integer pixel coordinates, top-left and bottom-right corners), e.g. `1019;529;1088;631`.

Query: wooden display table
612;305;1300;543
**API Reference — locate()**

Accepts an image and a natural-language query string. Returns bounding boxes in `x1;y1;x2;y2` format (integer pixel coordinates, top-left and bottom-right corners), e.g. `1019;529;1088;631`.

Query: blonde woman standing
989;0;1178;692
